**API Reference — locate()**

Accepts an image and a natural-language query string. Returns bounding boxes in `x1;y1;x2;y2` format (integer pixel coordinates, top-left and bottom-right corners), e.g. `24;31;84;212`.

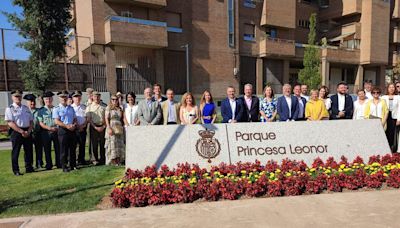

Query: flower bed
111;154;400;208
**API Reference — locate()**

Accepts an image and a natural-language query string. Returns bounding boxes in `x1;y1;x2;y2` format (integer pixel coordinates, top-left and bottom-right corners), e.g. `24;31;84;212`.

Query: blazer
239;96;260;122
296;96;308;120
330;94;354;119
381;95;400;119
137;99;162;125
220;98;244;123
276;95;300;121
161;101;181;125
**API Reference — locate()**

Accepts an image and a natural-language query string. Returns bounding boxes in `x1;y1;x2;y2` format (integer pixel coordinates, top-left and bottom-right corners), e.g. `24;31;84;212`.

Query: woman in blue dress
200;90;217;124
259;86;277;122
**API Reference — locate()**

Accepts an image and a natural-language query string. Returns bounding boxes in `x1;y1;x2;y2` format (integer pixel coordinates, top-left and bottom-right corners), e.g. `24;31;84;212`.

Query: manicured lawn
0;148;124;218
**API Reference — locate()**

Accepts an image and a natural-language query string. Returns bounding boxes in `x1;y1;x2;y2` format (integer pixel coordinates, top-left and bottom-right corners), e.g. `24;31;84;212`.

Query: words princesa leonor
234;131;328;156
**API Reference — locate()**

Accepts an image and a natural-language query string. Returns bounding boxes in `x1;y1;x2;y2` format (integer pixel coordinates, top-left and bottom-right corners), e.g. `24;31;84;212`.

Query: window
121;11;133;18
244;0;256;8
298;20;310;29
167;12;182;28
243;23;255;41
342;39;360;50
228;0;235;47
342;68;355;85
266;28;277;38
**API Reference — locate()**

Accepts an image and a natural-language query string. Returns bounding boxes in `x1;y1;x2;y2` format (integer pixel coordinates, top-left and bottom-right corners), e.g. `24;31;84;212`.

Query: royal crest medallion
196;130;221;163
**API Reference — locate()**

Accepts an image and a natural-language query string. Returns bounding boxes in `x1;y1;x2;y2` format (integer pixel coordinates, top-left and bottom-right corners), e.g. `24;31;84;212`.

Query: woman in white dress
179;92;199;125
318;86;331;111
123;92;139;127
382;83;400;152
353;89;368;120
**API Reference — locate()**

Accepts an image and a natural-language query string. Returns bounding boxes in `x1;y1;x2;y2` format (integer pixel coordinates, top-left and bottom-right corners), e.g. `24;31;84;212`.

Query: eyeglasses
372;92;380;95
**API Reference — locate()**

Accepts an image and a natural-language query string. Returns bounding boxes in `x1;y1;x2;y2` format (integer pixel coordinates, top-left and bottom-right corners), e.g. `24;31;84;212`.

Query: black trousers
32;131;43;168
58;127;77;169
90;126;105;165
75;130;87;164
386;111;397;152
10;128;33;173
41;130;60;169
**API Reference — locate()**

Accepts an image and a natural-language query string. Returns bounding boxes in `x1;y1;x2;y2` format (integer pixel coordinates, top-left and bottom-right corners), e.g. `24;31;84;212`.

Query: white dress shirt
285;96;292;118
229;98;236;121
5;103;33;128
365;90;373;100
71;103;86;126
338;94;345;112
353;100;367;120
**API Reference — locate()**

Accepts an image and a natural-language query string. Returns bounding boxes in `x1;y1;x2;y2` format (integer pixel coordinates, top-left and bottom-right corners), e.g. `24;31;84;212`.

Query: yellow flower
340;164;346;169
285;172;292;177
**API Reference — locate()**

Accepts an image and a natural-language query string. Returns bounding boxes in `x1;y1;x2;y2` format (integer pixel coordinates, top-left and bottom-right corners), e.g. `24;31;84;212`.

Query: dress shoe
70;167;79;171
63;168;70;173
14;172;23;176
26;169;35;173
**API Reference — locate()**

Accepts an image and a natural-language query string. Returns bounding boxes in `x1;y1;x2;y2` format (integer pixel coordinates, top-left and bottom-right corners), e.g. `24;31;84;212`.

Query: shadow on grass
0;182;113;214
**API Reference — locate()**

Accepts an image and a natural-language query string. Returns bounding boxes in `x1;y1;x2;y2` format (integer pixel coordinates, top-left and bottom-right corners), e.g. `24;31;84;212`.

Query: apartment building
66;0;396;96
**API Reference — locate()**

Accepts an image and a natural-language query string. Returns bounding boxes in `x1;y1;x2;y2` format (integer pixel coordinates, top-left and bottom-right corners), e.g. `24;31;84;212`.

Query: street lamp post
181;44;190;92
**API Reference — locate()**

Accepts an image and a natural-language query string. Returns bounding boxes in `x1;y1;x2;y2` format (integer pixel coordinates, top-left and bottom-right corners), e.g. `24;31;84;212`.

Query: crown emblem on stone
198;130;215;138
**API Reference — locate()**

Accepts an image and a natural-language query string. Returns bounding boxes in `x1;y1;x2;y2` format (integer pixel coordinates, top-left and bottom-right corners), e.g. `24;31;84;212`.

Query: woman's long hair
199;90;213;111
181;92;195;108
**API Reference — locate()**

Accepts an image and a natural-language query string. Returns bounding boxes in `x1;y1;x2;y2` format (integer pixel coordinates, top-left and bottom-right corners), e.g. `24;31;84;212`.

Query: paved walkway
1;189;400;228
0;140;11;150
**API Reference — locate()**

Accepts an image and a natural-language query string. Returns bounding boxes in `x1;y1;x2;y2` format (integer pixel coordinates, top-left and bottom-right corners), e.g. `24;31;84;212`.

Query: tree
393;55;400;83
4;0;71;93
298;13;321;90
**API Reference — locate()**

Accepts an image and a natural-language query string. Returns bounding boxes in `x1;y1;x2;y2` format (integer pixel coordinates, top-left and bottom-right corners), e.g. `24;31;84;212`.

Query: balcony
394;0;400;19
259;37;295;57
394;27;400;43
342;0;362;16
321;47;360;64
392;52;399;66
260;0;295;29
104;16;168;48
319;0;361;20
104;0;166;8
341;23;361;39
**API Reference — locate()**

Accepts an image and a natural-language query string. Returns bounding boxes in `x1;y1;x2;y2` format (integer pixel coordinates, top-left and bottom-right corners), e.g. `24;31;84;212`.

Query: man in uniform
24;93;43;169
86;91;106;165
71;90;88;166
53;90;77;172
5;90;34;175
38;91;60;170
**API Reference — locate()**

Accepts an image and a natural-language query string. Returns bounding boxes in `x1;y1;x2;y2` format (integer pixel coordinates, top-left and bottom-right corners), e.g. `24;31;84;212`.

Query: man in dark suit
293;84;307;121
277;84;300;121
221;86;244;123
330;82;354;120
239;84;260;122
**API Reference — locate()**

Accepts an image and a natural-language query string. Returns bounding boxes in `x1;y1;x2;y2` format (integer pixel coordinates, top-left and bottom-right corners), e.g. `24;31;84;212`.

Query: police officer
5;90;34;176
24;93;44;169
71;90;88;166
38;91;60;170
53;90;77;172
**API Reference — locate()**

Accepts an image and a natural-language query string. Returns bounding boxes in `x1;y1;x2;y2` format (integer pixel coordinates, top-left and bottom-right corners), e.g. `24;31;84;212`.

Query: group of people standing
6;80;399;176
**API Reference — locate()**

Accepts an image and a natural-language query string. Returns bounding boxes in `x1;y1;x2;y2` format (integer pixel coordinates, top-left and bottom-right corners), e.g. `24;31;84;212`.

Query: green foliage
4;0;72;93
393;56;400;82
298;13;321;90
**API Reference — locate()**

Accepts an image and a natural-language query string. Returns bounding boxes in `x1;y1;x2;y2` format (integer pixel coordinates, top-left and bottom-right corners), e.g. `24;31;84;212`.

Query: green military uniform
24;94;43;169
38;94;60;170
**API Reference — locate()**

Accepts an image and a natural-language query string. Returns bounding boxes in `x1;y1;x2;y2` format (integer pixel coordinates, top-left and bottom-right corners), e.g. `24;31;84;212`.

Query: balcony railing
321;47;360;64
259;37;295;57
104;0;166;8
104;15;168;48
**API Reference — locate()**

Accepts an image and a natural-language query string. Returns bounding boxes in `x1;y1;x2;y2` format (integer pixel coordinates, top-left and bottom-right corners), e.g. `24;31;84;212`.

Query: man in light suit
277;84;300;121
221;86;244;123
330;82;354;120
137;87;162;125
161;89;181;125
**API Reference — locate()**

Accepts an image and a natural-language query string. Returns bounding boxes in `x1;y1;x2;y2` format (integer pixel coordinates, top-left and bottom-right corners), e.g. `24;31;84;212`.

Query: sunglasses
372;92;380;94
397;86;400;88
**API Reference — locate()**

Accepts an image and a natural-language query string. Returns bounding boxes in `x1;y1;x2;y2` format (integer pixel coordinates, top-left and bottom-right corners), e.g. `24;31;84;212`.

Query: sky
0;0;30;60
